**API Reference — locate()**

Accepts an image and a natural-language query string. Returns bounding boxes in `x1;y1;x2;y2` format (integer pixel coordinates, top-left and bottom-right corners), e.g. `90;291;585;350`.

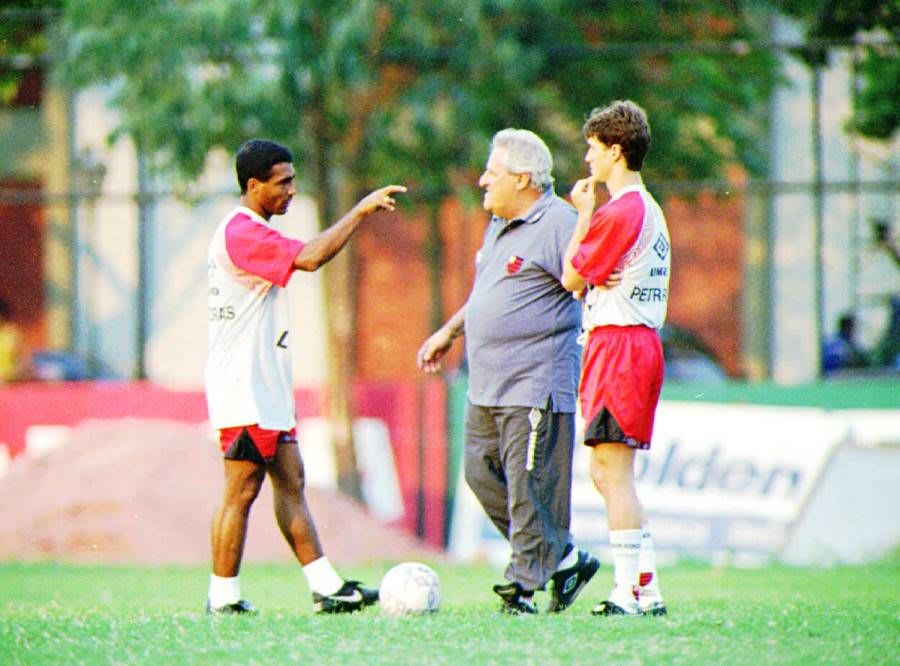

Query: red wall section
0;382;209;457
354;379;447;548
355;192;746;381
355;200;487;381
0;379;448;547
665;192;744;377
0;180;46;351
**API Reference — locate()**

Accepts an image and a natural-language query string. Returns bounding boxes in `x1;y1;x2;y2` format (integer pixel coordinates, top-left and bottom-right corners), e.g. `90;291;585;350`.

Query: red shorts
579;325;664;449
218;424;297;463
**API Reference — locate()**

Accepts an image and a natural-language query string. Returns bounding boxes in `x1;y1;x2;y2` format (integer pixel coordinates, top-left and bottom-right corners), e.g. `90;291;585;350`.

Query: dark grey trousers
464;399;574;591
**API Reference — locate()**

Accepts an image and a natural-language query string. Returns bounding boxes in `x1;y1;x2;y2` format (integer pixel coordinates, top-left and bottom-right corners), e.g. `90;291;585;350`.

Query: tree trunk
425;198;445;331
309;104;362;501
322;248;362;500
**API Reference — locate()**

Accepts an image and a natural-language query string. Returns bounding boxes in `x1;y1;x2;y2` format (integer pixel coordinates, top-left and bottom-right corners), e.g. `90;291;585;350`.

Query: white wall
71;89;328;388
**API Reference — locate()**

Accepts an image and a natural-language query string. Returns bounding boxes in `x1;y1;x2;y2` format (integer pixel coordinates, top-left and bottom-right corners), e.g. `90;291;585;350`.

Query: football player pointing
205;139;405;615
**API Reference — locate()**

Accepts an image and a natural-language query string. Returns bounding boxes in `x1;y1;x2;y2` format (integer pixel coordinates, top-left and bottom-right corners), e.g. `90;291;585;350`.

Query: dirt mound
0;419;438;566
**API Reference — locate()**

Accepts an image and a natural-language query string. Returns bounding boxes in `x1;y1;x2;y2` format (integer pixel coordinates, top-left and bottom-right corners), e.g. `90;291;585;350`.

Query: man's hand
356;185;408;216
569;177;598;215
572;270;620;300
603;269;623;288
416;327;455;374
292;184;407;272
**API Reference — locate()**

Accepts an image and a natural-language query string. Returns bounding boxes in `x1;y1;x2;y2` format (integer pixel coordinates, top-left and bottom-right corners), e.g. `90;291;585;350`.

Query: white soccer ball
378;562;441;617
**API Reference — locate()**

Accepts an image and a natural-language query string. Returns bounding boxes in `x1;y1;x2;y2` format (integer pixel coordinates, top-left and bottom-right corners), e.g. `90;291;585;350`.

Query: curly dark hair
235;140;293;194
582;100;651;171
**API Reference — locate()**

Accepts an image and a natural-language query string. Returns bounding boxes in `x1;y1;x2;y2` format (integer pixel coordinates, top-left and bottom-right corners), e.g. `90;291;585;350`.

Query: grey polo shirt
464;188;581;412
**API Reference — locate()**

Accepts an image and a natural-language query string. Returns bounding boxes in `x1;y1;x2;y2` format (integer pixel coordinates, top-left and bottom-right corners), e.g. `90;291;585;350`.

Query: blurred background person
0;297;28;383
822;312;869;376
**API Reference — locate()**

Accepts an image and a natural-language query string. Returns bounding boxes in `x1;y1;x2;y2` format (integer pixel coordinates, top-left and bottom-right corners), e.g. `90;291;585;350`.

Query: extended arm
293;185;406;272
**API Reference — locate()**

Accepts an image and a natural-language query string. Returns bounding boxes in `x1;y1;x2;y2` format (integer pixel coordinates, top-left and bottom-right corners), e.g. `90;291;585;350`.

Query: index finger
381;185;407;195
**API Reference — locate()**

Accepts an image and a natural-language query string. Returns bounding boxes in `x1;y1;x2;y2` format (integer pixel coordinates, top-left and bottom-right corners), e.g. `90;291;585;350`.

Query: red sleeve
224;213;305;287
571;193;644;286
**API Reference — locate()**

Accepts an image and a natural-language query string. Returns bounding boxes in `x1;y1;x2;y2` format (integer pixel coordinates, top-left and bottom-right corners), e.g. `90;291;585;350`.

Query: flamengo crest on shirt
506;255;524;275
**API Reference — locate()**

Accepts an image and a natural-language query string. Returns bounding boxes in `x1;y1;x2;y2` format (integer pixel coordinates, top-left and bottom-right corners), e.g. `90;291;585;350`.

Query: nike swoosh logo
330;590;363;603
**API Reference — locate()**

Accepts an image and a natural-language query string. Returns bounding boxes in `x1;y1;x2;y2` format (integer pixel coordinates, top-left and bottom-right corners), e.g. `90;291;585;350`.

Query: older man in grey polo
417;128;600;614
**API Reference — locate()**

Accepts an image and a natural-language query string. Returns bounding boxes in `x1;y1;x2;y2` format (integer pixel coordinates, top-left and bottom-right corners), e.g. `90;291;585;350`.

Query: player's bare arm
416;306;465;374
294;185;407;272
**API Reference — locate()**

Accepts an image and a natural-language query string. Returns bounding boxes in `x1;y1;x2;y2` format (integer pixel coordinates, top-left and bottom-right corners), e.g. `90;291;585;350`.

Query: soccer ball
378;562;441;617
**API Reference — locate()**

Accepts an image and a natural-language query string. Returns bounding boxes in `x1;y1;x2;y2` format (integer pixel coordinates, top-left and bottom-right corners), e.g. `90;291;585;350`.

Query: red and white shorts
218;424;297;463
579;325;664;449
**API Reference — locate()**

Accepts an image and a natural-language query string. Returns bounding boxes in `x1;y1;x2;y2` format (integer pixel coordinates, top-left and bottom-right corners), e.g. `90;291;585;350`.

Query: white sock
556;544;578;571
303;557;344;596
609;529;641;605
639;525;661;595
208;574;241;608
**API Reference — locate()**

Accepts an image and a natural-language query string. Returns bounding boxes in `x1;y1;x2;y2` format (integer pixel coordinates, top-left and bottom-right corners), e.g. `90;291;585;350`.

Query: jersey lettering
208;306;235;321
628;286;668;303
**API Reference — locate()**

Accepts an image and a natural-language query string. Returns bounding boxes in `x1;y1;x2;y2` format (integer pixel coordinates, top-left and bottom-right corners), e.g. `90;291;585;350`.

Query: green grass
1;560;898;665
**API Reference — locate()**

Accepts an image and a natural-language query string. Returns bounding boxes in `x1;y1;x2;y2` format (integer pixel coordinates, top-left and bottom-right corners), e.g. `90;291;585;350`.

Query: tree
367;1;784;187
365;2;784;336
780;0;898;139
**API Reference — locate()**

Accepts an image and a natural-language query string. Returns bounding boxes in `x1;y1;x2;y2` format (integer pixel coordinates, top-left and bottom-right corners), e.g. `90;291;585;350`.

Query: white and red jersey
571;185;671;331
205;206;304;430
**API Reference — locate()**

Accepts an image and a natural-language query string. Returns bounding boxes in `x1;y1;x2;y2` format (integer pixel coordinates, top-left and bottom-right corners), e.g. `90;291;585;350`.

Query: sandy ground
0;419;438;566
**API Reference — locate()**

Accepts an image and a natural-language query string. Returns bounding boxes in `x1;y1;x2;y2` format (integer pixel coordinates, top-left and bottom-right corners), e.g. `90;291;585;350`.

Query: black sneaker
493;582;538;615
206;599;258;616
640;601;668;617
312;580;379;614
547;549;601;613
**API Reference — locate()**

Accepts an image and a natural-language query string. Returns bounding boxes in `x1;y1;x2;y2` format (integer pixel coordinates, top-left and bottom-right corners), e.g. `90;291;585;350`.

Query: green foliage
1;560;898;664
369;1;783;191
0;2;60;104
853;47;899;139
54;0;784;202
545;2;782;184
58;0;293;178
780;0;899;138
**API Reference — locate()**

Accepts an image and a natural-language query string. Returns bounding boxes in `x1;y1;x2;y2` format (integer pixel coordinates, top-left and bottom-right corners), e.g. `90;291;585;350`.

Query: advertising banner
450;401;846;565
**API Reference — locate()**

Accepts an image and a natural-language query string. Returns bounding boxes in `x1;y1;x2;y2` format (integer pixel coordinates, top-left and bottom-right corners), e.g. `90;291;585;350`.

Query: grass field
1;559;898;665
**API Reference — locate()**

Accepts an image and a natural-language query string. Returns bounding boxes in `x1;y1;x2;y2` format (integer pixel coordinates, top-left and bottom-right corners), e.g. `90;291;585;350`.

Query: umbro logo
653;234;669;260
561;574;578;594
